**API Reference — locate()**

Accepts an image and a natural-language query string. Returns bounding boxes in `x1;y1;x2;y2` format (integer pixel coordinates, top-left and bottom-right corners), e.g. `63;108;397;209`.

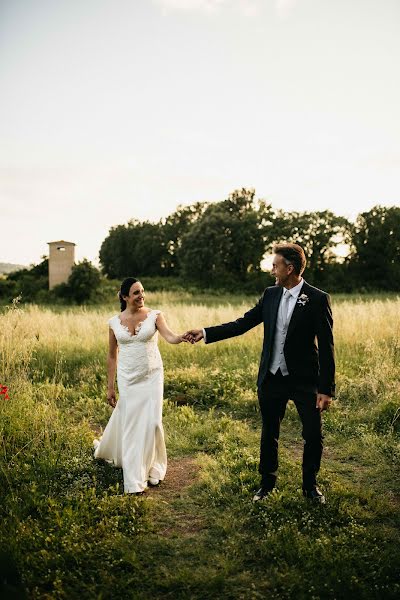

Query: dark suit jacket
204;281;335;396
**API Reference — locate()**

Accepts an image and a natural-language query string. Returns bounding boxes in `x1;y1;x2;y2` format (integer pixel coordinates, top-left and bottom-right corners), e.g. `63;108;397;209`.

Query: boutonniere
297;293;309;306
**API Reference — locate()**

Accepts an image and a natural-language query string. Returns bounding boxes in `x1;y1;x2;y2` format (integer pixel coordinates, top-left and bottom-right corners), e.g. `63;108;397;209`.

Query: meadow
1;292;399;599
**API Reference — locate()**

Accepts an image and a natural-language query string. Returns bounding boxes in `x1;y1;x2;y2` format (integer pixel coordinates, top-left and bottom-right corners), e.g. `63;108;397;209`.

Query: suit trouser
257;370;323;490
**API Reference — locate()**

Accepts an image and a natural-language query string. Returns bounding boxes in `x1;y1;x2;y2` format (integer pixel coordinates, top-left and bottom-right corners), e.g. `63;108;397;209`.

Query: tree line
99;188;400;292
1;188;399;303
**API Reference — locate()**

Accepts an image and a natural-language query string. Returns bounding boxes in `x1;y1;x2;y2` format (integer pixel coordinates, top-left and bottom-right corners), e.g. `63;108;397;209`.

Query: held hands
182;329;204;344
316;394;332;411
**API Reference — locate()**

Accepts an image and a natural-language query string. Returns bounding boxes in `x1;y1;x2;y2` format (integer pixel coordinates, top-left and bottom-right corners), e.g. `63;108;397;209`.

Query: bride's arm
107;328;118;406
156;312;185;345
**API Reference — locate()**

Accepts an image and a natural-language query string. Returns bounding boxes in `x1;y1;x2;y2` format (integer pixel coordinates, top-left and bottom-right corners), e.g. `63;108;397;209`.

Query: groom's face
271;254;293;287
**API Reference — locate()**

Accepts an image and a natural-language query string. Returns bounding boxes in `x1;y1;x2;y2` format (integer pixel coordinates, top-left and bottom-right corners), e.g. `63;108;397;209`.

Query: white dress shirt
269;279;304;375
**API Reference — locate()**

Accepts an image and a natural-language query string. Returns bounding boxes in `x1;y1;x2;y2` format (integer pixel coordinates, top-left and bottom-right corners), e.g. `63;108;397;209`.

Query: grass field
1;293;399;599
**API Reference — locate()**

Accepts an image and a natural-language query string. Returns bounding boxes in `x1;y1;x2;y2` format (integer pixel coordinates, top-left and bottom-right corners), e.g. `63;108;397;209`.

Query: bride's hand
179;334;192;343
107;389;117;407
183;329;203;344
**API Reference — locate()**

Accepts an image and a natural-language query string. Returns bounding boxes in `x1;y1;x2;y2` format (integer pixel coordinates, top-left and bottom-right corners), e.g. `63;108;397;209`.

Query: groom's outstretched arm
185;292;265;345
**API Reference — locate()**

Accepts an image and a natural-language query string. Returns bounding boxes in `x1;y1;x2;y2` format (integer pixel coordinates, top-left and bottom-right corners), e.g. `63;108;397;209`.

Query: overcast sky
1;0;399;266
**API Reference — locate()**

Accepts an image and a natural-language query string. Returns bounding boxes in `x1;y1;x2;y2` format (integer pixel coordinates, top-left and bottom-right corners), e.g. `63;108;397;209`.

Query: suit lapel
286;281;308;340
270;286;283;329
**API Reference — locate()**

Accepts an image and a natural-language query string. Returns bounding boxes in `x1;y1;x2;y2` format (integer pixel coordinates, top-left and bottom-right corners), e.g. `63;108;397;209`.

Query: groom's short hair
273;243;306;276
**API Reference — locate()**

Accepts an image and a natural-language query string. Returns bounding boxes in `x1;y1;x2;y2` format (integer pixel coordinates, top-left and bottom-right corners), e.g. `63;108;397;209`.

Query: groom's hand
316;394;332;411
183;329;204;344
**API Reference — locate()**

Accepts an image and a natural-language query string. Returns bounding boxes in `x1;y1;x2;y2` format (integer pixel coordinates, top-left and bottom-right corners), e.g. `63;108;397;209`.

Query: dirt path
146;456;199;499
144;456;206;537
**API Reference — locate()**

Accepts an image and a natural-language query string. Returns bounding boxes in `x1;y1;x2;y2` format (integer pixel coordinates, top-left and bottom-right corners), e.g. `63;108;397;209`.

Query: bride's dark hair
118;277;138;312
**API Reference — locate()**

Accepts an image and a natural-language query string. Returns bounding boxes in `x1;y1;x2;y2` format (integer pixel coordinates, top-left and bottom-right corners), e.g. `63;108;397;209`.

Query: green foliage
270;209;352;286
99;189;274;285
99;220;170;279
96;190;400;292
4;197;400;305
1;259;102;306
351;205;400;290
1;296;400;598
0;277;17;300
4;258;49;302
178;188;272;284
0;379;146;599
373;400;400;434
53;259;101;304
162;201;209;272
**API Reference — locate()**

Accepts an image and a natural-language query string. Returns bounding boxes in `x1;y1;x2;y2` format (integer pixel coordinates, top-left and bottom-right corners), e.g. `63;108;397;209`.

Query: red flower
0;385;10;400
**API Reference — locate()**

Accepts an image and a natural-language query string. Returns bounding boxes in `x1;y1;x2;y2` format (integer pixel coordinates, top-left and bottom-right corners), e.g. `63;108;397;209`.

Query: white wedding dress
94;309;167;493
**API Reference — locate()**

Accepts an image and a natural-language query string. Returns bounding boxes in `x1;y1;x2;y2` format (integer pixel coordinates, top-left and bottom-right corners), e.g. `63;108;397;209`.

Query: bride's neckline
117;309;153;337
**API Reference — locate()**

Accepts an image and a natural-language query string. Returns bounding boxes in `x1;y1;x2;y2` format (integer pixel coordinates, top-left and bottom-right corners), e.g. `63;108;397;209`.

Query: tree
178;189;271;284
54;259;101;304
6;258;49;302
269;210;352;285
350;205;400;289
161;202;208;273
99;224;130;279
99;220;167;279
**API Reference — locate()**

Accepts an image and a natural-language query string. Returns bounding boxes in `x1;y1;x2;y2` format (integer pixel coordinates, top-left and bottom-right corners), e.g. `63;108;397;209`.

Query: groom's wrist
202;328;207;342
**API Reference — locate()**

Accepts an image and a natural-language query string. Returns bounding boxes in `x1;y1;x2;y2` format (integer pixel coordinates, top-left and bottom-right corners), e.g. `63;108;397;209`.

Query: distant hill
0;262;26;275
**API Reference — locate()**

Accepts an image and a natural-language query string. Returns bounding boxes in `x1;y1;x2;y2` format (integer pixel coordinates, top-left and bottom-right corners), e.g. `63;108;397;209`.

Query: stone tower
48;240;76;289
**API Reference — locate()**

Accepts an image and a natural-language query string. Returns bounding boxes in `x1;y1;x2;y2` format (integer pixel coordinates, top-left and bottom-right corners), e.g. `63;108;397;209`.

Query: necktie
281;289;291;325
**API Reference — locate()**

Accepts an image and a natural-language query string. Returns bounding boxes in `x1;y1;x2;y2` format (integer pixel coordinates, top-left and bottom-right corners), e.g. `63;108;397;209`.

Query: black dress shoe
303;487;326;504
253;487;274;502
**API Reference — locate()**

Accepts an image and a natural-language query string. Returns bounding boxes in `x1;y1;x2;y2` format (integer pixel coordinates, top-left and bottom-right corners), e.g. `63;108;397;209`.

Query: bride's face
126;281;145;309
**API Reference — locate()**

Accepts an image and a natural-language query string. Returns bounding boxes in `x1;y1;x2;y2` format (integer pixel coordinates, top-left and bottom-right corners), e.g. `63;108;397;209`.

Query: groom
184;243;335;503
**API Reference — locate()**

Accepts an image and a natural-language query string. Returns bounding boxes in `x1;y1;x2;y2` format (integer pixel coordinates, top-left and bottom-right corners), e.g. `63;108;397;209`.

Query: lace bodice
109;309;162;382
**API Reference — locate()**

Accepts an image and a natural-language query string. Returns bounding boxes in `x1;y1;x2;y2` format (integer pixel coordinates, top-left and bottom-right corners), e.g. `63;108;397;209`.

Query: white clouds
153;0;297;18
1;0;399;266
153;0;261;17
236;0;261;17
275;0;298;20
153;0;227;15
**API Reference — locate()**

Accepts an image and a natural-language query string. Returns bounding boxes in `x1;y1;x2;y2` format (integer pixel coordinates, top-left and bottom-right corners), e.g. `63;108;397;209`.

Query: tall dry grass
0;294;399;600
2;295;400;365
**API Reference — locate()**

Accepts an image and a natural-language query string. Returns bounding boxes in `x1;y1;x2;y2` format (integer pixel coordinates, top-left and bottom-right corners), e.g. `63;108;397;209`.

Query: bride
94;277;187;494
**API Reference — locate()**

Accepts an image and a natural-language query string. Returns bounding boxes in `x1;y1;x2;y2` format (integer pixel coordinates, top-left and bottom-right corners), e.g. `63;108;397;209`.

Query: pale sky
1;0;399;266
